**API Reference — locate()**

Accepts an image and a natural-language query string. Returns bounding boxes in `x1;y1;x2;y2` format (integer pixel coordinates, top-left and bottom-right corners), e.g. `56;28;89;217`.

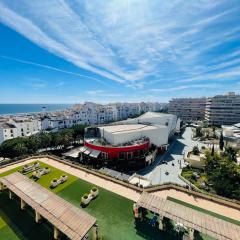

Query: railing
1;154;240;210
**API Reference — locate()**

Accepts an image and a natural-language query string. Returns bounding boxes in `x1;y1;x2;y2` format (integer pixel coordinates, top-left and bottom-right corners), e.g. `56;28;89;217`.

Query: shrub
83;193;89;199
192;146;200;155
92;187;98;192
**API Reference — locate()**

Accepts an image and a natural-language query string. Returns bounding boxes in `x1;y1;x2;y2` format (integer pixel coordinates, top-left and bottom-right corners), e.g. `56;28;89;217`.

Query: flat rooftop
138;111;176;119
98;124;163;134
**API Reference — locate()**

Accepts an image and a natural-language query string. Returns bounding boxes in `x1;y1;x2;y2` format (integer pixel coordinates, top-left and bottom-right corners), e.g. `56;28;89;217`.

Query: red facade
84;141;149;159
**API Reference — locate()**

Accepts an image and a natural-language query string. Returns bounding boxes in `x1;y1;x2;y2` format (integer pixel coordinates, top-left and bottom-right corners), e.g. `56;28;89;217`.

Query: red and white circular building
84;137;150;161
80;112;180;168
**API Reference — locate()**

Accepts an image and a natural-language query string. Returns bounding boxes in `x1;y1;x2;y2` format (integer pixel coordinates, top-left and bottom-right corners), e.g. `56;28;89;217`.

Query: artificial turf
0;162;78;193
57;179;178;240
0;161;215;240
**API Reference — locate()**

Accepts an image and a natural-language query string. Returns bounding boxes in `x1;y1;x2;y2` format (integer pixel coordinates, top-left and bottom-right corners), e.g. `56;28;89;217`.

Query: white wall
100;126;168;147
0;129;5;144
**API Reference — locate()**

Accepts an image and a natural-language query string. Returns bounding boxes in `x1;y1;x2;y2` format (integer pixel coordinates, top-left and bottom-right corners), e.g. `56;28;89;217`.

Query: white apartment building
169;98;206;122
205;92;240;126
0;117;41;144
0;102;166;143
168;92;240;126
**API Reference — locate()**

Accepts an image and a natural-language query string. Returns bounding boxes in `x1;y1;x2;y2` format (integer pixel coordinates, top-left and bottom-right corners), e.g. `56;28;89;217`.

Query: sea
0;104;71;116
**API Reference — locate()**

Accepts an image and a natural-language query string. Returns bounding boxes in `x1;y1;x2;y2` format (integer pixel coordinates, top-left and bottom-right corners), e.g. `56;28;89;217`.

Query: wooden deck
137;192;240;240
0;172;96;240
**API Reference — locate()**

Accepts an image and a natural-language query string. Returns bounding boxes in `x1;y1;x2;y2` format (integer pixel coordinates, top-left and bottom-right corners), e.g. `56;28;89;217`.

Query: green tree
195;127;203;137
0;137;27;158
13;142;28;156
212;126;217;139
51;132;62;148
211;145;215;156
59;129;73;148
204;151;240;200
72;124;86;139
224;147;237;162
25;135;40;153
219;132;224;151
192;146;200;155
38;132;52;149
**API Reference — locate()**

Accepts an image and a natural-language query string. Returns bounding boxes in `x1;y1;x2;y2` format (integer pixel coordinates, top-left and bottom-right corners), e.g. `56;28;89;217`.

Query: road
138;127;204;185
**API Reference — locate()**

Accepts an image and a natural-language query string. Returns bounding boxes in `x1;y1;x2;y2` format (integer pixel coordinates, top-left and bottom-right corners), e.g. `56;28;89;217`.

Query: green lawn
0;161;214;240
0;162;78;193
57;179;179;240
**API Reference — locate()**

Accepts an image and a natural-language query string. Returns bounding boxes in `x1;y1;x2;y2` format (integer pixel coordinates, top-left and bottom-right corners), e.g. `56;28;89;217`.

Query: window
140;149;145;156
133;151;139;157
101;152;108;159
118;152;125;160
127;152;133;160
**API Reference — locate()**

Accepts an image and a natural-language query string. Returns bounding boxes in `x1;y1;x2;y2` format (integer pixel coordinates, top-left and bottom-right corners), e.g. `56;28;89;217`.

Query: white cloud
0;0;239;90
24;78;48;89
86;90;122;98
149;83;222;92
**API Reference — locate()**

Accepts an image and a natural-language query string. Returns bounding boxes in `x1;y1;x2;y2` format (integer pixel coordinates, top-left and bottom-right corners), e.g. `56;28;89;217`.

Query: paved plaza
139;127;205;185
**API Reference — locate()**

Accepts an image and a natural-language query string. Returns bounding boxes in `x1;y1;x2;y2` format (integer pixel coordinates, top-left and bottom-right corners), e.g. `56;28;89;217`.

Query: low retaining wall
178;174;203;192
145;183;240;211
1;155;240;211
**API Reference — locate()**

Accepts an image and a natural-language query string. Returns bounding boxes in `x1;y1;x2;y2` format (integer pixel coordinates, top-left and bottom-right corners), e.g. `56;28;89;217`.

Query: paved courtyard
139;127;205;185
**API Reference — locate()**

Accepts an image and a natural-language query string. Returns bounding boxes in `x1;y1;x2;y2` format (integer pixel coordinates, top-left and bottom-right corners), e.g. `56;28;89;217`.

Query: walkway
139;127;205;185
137;192;240;240
0;157;239;222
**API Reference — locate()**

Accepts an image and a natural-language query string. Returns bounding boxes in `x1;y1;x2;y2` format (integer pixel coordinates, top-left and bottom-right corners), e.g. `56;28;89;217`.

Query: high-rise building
205;92;240;125
168;98;206;122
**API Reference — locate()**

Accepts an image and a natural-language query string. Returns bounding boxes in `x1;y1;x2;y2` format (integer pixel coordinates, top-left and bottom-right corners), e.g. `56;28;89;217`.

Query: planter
90;187;99;198
44;167;51;174
51;178;60;188
81;193;92;205
34;162;40;168
32;171;41;179
60;175;68;183
23;164;31;172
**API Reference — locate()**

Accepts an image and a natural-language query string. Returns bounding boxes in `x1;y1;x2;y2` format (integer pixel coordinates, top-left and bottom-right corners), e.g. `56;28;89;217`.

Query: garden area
182;146;240;200
181;166;208;190
0;161;180;240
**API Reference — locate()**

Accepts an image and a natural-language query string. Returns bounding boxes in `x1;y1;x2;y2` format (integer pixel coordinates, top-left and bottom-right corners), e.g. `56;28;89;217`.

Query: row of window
100;149;147;160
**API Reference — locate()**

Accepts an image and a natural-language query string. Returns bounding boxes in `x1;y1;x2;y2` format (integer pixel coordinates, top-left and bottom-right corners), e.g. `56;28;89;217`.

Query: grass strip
167;196;240;226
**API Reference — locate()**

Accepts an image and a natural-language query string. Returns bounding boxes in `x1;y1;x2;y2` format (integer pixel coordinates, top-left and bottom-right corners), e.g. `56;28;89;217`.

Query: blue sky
0;0;240;103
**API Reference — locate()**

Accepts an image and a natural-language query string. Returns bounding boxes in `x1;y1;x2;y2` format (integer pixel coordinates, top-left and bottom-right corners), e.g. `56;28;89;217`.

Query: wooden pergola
137;192;240;240
0;172;97;240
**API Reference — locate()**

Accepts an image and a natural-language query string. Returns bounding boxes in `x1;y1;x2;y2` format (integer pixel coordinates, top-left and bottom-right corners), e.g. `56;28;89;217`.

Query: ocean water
0;104;71;115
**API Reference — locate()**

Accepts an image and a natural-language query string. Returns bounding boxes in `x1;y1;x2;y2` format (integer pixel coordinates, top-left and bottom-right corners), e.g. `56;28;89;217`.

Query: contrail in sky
0;55;110;87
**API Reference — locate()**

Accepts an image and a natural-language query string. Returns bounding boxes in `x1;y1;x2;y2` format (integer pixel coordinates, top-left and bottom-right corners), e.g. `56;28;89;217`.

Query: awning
84;147;92;155
79;146;87;153
89;150;101;158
